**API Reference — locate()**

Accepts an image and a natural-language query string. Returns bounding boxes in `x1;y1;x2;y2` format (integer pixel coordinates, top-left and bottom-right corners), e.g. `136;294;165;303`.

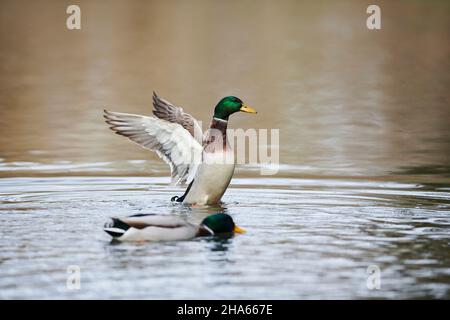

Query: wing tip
152;91;160;104
103;109;116;121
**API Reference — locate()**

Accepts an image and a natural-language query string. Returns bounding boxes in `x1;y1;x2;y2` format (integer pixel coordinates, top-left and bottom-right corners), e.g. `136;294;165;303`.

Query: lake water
0;0;449;299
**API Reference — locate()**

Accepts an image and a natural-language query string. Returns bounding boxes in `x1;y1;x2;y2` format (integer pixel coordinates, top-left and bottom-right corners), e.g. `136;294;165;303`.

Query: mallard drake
103;213;245;242
104;92;257;205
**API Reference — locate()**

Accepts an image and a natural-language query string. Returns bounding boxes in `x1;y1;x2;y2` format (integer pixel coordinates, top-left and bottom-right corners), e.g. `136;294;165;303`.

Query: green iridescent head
213;96;257;120
200;213;246;235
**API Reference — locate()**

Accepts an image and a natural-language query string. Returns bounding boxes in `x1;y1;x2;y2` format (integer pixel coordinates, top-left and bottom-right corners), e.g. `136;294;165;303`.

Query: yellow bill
234;225;246;234
240;103;257;114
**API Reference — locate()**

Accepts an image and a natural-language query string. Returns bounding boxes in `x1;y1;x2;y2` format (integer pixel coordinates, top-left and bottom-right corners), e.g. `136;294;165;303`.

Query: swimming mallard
103;213;245;242
104;92;256;205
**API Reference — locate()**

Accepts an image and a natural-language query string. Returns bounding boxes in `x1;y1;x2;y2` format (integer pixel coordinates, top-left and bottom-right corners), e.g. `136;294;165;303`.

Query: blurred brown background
0;0;449;179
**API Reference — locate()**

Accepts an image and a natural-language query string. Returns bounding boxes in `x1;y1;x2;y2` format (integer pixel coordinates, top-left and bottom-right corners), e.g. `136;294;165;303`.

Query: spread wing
152;92;203;144
104;110;203;185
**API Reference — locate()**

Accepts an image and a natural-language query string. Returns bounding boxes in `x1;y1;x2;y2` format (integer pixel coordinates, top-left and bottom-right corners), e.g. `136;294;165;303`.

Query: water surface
1;177;449;299
0;0;449;299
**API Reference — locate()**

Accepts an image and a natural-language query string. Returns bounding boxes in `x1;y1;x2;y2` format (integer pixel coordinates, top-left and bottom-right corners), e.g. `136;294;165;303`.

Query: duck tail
104;218;130;238
171;195;182;202
171;180;194;202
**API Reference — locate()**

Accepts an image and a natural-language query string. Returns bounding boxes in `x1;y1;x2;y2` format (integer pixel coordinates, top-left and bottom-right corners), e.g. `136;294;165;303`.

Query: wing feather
121;214;187;229
104;110;202;185
152;92;203;143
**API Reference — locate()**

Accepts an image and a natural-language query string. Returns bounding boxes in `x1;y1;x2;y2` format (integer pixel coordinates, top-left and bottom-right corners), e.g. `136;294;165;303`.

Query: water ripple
0;177;449;299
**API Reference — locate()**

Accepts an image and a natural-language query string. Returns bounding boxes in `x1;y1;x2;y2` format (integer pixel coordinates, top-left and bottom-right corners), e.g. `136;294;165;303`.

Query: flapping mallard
103;213;245;242
104;92;256;205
